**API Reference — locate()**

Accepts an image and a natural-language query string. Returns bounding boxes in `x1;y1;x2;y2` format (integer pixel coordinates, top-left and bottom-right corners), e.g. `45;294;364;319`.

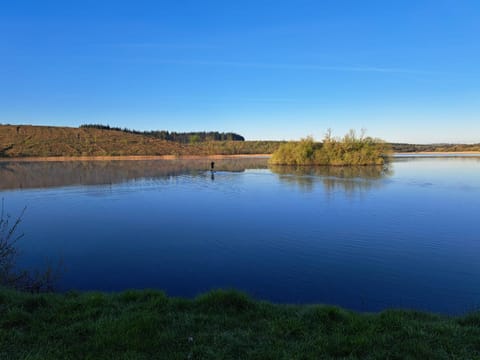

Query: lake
1;155;479;314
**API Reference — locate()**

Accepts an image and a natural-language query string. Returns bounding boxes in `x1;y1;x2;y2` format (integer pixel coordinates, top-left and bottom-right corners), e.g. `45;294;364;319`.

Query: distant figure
210;161;215;181
210;162;215;181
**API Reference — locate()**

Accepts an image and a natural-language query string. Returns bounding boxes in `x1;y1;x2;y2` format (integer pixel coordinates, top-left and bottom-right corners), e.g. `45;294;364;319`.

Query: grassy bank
1;288;479;359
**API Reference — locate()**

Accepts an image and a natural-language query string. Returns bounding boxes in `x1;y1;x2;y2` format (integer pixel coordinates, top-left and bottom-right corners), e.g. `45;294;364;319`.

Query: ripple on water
2;157;480;314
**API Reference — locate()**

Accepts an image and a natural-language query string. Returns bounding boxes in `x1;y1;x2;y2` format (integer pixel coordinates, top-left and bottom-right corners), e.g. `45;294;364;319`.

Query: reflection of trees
269;164;392;194
0;158;269;190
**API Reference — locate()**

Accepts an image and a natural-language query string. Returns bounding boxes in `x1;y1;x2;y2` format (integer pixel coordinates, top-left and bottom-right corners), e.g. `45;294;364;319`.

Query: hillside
1;125;479;158
79;124;245;142
0;125;281;157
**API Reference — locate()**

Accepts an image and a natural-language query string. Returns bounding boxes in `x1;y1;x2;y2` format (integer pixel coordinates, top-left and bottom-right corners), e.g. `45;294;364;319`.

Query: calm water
1;155;479;314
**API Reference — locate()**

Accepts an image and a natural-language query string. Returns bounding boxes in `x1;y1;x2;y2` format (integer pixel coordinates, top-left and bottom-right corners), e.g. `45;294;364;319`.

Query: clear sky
1;0;479;143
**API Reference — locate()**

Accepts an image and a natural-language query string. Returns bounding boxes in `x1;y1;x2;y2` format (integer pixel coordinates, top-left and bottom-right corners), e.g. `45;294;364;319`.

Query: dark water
1;155;479;314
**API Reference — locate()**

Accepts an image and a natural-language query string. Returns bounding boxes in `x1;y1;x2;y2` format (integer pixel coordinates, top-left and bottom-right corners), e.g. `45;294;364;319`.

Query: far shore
1;151;479;162
0;154;272;162
394;151;480;155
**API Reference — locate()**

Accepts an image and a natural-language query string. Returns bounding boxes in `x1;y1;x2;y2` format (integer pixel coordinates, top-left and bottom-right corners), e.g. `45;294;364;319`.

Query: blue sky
1;0;479;143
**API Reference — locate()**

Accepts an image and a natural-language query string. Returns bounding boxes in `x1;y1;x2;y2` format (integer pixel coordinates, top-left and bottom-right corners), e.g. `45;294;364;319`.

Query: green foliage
270;130;392;166
1;287;480;359
270;137;317;165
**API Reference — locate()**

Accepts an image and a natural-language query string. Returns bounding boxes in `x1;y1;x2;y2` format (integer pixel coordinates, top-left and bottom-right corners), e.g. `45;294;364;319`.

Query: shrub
270;137;318;165
0;200;25;288
0;200;59;292
269;130;392;166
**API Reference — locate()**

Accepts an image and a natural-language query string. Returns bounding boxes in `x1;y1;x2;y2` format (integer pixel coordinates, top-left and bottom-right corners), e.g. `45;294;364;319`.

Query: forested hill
79;124;245;143
0;125;279;157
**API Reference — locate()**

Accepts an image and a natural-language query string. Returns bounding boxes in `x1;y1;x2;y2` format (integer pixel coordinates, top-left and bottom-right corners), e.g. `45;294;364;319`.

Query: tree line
79;124;245;143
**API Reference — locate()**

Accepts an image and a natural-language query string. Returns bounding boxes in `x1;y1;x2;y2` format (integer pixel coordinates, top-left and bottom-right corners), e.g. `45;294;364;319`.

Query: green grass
1;288;479;359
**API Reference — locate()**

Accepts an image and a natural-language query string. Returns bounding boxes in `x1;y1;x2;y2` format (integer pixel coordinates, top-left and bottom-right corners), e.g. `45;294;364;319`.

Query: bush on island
269;130;391;166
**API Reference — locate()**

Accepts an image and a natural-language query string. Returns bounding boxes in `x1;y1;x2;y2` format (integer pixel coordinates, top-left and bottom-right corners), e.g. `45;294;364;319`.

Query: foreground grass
1;288;480;359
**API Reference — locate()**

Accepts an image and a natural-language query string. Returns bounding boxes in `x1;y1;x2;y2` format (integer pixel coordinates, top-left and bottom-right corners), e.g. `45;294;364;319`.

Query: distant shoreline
2;152;480;162
394;151;480;155
0;154;272;162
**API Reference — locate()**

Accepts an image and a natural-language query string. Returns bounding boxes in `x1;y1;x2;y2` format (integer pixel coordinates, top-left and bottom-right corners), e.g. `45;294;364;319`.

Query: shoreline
1;151;479;162
394;151;480;155
0;154;272;162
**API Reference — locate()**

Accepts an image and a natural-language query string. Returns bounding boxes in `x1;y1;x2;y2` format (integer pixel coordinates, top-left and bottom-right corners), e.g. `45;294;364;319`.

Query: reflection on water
0;158;393;196
270;165;392;193
1;155;480;314
0;158;269;190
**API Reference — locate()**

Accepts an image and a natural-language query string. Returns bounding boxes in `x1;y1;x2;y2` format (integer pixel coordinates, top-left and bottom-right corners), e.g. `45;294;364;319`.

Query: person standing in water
210;161;215;180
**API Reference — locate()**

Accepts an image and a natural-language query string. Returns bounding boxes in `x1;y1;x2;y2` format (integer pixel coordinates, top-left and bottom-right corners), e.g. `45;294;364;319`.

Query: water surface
1;155;479;314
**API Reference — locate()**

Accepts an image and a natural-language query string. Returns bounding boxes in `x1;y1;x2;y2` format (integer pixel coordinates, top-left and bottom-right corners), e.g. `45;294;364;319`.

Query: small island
269;130;392;166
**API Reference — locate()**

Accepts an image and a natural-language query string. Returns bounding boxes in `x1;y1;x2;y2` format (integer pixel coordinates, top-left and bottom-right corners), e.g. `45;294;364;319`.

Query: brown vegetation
2;125;478;158
0;125;282;157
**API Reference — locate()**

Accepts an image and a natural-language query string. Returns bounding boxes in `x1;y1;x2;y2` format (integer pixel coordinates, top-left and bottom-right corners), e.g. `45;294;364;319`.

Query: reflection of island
269;165;392;194
0;158;269;190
